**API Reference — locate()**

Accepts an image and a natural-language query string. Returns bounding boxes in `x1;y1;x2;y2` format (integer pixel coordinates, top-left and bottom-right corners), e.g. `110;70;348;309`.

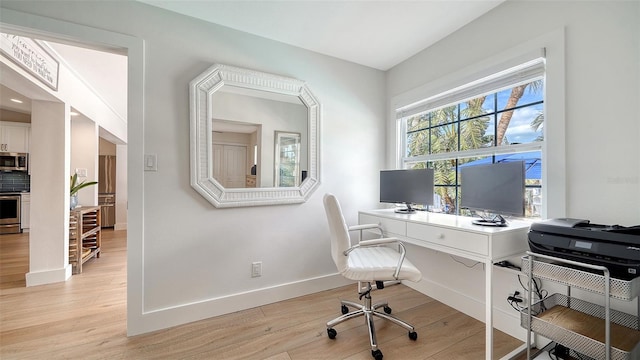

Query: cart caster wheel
383;306;392;314
327;328;337;339
408;331;418;341
341;305;349;314
371;349;383;360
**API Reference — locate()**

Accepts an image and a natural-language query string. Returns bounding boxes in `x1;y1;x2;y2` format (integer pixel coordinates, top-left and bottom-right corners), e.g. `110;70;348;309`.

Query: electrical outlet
251;261;262;277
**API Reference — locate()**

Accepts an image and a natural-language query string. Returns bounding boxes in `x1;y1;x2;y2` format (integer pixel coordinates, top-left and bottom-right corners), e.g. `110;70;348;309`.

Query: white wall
26;100;72;286
71;116;98;207
388;0;639;226
0;1;386;335
387;0;640;338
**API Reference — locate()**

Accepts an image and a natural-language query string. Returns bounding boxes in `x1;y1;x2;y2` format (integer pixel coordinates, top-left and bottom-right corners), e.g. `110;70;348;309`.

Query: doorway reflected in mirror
190;63;320;207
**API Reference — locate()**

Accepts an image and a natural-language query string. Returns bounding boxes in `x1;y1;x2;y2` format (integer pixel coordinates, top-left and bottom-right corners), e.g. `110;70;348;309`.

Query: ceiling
138;0;505;71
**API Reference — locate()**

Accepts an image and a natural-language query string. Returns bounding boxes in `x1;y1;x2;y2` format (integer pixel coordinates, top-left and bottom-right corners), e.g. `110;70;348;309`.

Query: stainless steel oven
0;194;21;234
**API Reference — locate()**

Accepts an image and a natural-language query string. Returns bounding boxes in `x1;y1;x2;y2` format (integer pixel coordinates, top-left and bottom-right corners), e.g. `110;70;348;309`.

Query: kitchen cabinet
0;122;30;153
521;252;640;360
69;206;101;274
20;193;29;230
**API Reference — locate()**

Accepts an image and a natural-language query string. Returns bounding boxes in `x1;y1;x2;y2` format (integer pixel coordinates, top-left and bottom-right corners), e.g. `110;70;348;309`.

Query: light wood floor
0;230;523;359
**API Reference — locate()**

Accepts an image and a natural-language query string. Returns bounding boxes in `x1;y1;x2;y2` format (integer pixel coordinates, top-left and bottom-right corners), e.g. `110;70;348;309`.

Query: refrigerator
98;155;116;227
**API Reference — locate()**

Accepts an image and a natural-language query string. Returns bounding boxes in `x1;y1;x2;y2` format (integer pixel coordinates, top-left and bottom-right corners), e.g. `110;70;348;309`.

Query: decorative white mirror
190;64;320;207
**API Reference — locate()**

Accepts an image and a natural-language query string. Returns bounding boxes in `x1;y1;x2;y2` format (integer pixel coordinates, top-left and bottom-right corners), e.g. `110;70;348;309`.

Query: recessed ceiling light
10;98;23;104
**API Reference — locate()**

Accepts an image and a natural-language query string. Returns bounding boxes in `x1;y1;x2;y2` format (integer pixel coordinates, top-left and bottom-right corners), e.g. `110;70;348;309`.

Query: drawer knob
437;233;445;239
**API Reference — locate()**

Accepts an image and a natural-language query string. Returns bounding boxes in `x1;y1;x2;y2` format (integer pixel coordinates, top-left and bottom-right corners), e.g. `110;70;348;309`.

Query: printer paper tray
521;256;640;301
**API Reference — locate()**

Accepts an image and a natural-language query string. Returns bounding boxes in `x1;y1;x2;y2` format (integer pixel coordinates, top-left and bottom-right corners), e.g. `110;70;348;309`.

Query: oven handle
0;195;21;200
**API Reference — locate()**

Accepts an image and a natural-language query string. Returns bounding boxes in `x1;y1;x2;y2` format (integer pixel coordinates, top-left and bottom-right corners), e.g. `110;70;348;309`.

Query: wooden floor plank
0;230;522;359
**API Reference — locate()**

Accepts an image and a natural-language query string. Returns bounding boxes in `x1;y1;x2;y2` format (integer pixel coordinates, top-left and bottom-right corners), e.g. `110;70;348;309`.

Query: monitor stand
394;204;416;214
472;214;508;227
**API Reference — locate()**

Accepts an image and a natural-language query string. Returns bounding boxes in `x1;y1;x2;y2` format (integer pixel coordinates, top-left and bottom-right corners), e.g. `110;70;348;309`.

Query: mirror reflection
211;87;308;188
190;63;320;208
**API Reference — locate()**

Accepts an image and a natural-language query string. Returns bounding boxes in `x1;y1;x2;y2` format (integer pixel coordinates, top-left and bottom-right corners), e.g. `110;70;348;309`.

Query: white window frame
388;29;566;220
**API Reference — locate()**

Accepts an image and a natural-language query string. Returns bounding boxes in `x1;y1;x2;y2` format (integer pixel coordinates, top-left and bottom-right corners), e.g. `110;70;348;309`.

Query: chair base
326;283;418;360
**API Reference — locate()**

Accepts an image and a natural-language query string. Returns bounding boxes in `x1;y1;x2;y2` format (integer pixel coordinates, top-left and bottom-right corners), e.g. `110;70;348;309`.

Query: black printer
528;218;640;280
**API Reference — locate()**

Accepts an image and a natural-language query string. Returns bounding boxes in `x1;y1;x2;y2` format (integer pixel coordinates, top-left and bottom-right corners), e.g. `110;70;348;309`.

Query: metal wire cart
521;252;640;360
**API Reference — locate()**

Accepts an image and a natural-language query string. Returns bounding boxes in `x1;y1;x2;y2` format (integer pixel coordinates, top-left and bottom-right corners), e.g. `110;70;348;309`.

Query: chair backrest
323;193;351;273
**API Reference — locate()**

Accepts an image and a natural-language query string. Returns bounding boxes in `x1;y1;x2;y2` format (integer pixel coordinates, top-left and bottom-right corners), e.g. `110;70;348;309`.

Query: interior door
223;145;247;188
212;144;247;188
212;144;224;184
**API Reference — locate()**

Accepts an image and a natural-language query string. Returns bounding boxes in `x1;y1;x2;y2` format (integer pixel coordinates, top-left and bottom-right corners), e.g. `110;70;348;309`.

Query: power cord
507;290;525;312
450;255;483;269
548;343;569;359
518;274;548;313
504;274;548;314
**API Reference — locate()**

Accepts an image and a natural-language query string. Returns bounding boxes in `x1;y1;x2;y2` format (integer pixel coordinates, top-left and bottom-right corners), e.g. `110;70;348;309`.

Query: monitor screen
380;169;434;213
460;160;525;220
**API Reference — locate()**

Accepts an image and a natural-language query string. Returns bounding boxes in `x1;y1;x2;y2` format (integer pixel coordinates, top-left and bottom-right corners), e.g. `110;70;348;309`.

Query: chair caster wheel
371;349;383;360
408;331;418;341
341;305;349;314
383;306;392;314
327;328;337;339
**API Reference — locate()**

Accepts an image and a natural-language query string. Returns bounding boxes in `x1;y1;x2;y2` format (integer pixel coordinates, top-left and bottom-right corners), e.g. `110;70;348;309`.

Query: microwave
0;152;28;172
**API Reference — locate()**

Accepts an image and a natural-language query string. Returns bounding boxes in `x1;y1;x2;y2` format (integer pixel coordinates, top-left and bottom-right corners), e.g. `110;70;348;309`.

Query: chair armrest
348;223;384;243
348;223;382;232
358;237;401;247
344;237;407;280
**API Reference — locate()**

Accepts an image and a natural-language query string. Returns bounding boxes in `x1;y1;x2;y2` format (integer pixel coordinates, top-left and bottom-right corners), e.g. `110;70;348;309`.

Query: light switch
75;168;87;177
144;154;157;171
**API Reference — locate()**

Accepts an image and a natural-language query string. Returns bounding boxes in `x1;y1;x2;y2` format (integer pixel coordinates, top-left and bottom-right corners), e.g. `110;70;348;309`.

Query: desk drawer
359;214;406;236
406;222;488;255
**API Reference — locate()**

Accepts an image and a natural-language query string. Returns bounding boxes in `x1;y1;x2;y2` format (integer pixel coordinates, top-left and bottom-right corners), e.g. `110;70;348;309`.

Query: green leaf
70;173;98;196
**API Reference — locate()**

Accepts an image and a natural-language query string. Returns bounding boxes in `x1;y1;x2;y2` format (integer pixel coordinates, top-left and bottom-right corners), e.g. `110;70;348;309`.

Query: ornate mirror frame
190;64;320;208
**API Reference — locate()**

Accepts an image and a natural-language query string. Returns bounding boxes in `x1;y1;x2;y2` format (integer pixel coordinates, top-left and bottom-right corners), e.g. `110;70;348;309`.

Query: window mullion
493;93;498;147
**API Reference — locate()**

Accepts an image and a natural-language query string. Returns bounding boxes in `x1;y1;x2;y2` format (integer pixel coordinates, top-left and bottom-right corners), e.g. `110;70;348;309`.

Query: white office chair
323;193;423;360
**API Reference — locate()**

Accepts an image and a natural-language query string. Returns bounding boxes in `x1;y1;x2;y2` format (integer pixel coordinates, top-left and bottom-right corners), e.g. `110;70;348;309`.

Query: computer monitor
460;160;525;226
380;168;434;213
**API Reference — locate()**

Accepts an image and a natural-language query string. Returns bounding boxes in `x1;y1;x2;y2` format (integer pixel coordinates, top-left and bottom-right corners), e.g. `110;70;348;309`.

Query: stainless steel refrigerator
98;155;116;227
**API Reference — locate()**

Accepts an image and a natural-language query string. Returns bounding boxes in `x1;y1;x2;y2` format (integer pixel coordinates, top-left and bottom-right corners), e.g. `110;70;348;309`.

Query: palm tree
404;80;544;214
460;96;490;150
429;102;488;213
406;113;429;157
531;112;544;142
495;80;543;145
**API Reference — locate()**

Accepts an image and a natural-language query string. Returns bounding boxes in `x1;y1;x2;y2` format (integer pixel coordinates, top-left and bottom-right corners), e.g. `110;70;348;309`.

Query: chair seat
342;246;422;282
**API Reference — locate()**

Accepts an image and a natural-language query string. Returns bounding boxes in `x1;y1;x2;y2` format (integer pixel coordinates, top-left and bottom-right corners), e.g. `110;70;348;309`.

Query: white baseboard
403;278;528;341
25;264;72;287
127;273;351;336
114;222;127;231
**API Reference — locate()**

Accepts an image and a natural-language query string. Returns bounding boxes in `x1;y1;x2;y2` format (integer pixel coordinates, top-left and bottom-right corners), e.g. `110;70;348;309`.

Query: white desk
359;209;531;360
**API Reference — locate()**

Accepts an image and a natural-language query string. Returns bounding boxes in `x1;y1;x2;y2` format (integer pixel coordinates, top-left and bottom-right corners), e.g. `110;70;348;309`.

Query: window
397;59;545;219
